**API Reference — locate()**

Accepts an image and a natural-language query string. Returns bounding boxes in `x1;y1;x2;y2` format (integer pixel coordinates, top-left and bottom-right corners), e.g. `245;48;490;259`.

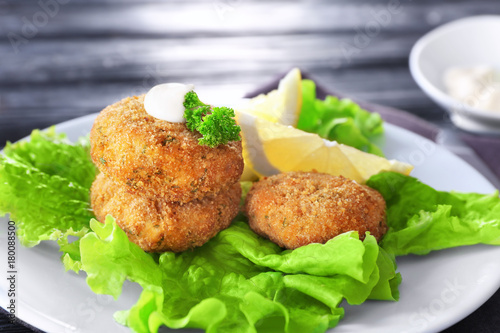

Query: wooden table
1;0;500;332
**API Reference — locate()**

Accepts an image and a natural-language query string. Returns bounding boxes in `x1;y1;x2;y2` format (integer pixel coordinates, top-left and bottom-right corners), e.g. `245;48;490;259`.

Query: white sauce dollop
144;83;195;122
444;66;500;112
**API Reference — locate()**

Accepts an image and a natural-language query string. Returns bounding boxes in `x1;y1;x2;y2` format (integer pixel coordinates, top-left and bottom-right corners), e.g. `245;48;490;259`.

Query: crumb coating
91;173;241;252
90;95;243;203
244;171;387;249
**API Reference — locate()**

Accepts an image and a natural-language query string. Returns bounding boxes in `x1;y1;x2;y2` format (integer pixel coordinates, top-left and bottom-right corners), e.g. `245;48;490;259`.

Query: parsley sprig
183;91;241;148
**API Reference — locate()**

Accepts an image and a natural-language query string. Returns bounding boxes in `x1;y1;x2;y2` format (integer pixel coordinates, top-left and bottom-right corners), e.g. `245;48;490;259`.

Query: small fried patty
244;171;387;249
91;173;241;253
90;95;243;203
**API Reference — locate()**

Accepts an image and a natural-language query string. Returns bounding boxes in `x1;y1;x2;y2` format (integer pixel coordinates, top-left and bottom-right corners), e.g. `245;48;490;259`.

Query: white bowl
409;15;500;134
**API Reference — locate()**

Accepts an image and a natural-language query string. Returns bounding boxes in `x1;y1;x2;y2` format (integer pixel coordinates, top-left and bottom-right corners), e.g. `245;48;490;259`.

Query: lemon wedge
237;112;413;183
236;68;302;126
235;68;302;180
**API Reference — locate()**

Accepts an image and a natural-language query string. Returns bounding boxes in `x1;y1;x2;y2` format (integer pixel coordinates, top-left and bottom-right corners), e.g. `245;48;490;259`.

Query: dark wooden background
1;0;499;147
1;0;500;332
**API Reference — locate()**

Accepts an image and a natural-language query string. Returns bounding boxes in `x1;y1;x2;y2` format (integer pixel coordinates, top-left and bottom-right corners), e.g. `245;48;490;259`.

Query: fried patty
90;95;243;203
244;171;387;249
91;173;242;253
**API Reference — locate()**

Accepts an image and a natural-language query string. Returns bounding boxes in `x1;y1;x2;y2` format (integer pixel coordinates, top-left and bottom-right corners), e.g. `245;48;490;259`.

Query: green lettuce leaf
0;128;96;246
74;216;399;333
58;228;90;273
368;248;401;301
1;127;401;333
297;79;384;156
367;172;500;255
80;217;162;298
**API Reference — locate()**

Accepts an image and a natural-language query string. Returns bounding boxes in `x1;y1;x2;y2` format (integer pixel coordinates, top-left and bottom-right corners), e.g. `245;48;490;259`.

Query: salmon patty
244;171;387;249
90;95;243;203
91;173;241;252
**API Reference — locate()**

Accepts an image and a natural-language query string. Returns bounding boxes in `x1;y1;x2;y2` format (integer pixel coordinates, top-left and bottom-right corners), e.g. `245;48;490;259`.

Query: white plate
1;114;499;333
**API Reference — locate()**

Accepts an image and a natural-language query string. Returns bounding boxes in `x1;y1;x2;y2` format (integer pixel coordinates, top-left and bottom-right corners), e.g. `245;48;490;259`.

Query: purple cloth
461;133;500;181
245;70;500;181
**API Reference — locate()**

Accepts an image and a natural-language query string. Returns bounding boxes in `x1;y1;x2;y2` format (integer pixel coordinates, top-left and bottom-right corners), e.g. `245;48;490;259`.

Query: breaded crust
90;95;243;203
91;173;242;253
244;171;387;249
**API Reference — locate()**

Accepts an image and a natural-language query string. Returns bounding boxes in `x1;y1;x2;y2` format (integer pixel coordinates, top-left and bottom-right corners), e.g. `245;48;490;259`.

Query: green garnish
183;90;208;110
297;79;385;156
183;91;241;148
